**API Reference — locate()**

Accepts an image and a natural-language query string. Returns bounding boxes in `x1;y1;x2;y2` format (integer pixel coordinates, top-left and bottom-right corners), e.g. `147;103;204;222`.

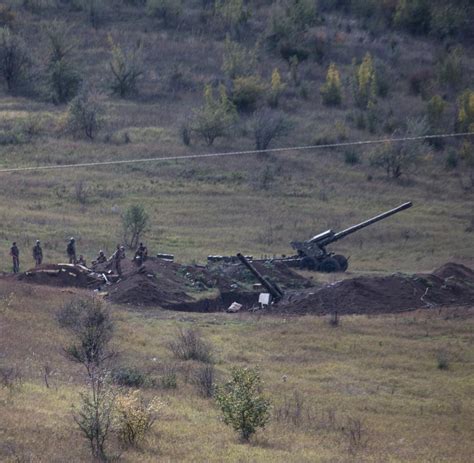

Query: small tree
0;27;31;93
268;68;285;108
214;0;250;38
215;367;271;441
122;204;149;249
108;35;144;98
147;0;182;27
231;75;267;112
250;108;289;150
426;95;446;130
320;62;342;106
370;117;429;179
45;21;81;104
353;53;377;109
457;90;474;133
192;84;237;146
66;86;105;140
59;297;115;462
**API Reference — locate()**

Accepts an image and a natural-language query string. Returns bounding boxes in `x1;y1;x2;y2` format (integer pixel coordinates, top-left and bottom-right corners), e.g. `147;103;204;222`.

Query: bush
408;69;434;99
146;0;182;27
457;90;474;133
221;36;256;80
344;150;359;165
445;150;458;170
192;84;237;145
250;108;290;151
214;0;250;38
115;390;161;448
160;364;178;389
394;0;431;35
0;5;15;26
215;367;271;441
111;367;149;388
426;95;446;130
108;35;144;97
320;63;342;106
437;46;464;90
370;117;429;179
231;75;267;112
192;364;215;398
66;86;105;140
0;27;31;93
168;328;212;363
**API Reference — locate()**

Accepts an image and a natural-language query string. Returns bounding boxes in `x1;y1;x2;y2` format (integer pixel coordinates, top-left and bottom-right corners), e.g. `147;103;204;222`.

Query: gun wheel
300;256;317;270
319;257;341;273
333;255;348;272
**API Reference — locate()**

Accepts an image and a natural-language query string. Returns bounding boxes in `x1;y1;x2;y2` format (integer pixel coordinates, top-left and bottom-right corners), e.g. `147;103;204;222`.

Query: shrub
108;35;144;98
160;364;178;389
146;0;182;27
0;365;23;392
408;68;433;99
426;95;446;130
437;46;464;90
215;366;271;441
66;86;105;140
394;0;431;35
168;328;213;363
192;84;237;145
115;390;161;448
445;150;458;170
111;367;149;388
250;108;290;150
59;297;114;370
214;0;250;38
370;117;429;179
74;378;116;461
0;5;15;26
430;4;469;40
74;0;105;28
221;36;256;80
192;364;215;398
0;27;31;93
344;150;359;165
436;350;450;370
122;204;149;249
320;62;342;106
231;75;266;112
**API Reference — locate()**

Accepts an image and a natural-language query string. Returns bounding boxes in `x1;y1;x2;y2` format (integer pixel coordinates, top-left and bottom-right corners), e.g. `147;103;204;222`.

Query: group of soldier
8;238;148;276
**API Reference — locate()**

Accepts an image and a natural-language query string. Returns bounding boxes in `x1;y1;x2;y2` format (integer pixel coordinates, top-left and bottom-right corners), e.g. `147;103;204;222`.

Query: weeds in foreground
168;328;213;363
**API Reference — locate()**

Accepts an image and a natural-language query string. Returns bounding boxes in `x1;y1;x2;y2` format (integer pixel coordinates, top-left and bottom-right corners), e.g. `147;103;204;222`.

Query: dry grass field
1;280;473;462
0;1;473;461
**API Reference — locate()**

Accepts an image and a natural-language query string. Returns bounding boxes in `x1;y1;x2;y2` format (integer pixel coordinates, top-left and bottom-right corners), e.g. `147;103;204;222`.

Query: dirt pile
18;264;105;289
276;263;474;315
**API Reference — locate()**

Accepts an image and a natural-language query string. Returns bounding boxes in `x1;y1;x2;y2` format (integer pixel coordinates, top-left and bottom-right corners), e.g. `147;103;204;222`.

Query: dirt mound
432;262;474;281
18;264;104;289
276;263;474;315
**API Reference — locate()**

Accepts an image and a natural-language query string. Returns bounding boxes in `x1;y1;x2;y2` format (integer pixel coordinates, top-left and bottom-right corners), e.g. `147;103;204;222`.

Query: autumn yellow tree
457;90;474;132
353;53;377;109
320;63;342;106
268;68;285;107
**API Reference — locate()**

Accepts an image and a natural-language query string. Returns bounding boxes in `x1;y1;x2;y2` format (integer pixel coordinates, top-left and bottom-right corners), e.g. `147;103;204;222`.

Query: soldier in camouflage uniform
32;240;43;267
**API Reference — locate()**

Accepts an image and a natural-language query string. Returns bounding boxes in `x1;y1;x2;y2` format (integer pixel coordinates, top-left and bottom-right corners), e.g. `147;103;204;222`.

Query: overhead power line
0;131;472;174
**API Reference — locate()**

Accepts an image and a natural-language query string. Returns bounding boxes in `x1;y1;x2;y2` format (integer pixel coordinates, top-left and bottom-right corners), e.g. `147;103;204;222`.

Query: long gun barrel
237;253;284;301
312;201;413;247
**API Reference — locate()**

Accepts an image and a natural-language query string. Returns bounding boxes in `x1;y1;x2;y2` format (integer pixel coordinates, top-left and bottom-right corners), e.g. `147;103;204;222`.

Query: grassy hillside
0;0;471;273
1;280;473;462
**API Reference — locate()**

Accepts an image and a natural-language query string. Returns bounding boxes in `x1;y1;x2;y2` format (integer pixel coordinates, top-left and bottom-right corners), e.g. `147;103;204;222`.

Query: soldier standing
113;245;125;276
67;237;76;264
134;242;148;266
10;242;19;273
32;240;43;266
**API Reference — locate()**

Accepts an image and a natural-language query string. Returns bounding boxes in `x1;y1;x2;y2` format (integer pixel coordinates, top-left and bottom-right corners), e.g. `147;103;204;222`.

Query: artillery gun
290;202;412;272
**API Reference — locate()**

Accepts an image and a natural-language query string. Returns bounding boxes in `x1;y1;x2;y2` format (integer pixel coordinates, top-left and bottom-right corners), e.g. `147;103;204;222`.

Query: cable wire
0;131;472;174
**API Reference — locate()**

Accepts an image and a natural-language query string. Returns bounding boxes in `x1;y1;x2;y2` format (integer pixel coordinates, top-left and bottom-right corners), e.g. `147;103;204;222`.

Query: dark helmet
70;237;75;242
12;242;16;246
36;240;40;245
